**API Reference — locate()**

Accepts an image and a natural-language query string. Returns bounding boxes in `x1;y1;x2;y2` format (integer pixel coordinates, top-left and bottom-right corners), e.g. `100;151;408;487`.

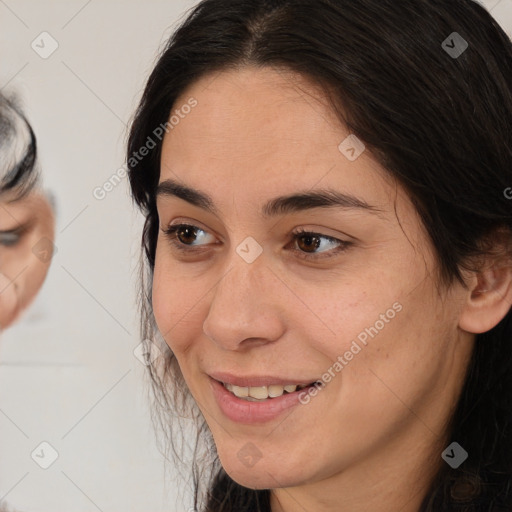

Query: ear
458;263;512;334
0;192;55;330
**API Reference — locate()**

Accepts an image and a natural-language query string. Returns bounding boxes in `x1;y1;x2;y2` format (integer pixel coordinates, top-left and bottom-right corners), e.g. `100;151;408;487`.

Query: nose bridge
202;249;285;349
225;255;262;300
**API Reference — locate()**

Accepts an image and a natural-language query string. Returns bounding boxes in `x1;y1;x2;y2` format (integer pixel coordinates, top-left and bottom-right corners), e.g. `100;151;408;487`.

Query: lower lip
209;377;308;424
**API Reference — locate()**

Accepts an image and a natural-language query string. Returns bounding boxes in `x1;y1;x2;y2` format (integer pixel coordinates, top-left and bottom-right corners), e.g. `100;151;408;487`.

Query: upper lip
209;372;318;388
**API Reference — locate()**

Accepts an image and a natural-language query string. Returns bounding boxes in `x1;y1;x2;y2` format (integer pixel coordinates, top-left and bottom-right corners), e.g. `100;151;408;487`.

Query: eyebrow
156;178;384;217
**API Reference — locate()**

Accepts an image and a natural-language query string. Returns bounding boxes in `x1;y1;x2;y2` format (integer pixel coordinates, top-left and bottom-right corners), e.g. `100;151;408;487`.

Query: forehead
159;67;393;211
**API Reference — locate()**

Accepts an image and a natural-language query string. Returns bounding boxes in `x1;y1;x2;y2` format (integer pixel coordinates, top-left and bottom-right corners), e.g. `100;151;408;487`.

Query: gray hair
0;92;38;198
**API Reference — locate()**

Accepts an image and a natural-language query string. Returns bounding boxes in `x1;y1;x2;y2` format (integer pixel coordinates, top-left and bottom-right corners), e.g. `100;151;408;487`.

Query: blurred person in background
0;91;54;511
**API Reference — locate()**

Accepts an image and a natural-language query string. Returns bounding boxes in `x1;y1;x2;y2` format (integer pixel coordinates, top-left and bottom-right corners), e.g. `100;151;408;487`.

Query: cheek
326;278;452;432
307;266;443;397
0;243;32;328
152;249;208;353
152;262;182;348
0;270;19;329
301;275;404;364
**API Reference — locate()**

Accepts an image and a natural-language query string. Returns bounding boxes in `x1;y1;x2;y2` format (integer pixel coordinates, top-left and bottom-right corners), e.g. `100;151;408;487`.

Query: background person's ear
458;259;512;334
0;192;55;330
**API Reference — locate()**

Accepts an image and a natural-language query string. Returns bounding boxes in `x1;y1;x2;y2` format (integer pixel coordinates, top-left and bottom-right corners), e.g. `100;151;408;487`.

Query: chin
219;453;309;490
227;468;293;490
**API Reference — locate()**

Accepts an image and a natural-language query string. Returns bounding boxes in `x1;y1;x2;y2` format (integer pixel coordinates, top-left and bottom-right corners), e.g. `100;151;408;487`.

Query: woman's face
0;190;54;330
153;67;475;491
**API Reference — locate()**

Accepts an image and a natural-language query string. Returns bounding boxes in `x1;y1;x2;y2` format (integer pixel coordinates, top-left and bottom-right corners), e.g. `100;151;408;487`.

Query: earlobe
458;265;512;334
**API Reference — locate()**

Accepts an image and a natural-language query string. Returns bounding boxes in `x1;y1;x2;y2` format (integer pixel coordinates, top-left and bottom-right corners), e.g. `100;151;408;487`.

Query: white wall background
0;1;197;511
0;1;510;511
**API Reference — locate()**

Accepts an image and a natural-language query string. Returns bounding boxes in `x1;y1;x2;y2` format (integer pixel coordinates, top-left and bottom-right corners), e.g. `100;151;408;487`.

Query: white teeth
225;383;249;398
234;386;249;398
249;386;268;399
268;385;286;397
223;382;306;400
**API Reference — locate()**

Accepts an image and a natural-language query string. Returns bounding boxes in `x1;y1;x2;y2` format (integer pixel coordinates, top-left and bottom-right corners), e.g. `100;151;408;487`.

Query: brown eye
176;225;199;245
289;229;352;261
296;233;322;253
163;224;216;251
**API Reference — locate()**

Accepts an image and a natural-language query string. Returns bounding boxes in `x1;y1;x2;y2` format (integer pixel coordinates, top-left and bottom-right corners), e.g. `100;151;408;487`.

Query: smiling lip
208;373;319;424
208;371;317;388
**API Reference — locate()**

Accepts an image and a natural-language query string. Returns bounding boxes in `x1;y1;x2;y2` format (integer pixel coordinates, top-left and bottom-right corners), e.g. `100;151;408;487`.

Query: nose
202;254;286;351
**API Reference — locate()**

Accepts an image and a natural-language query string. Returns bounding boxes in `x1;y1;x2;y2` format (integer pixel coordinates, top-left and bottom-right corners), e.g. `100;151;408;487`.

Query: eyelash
162;224;351;261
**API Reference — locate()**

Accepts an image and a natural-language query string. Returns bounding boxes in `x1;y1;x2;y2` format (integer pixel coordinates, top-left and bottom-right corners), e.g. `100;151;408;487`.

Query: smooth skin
152;67;512;512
